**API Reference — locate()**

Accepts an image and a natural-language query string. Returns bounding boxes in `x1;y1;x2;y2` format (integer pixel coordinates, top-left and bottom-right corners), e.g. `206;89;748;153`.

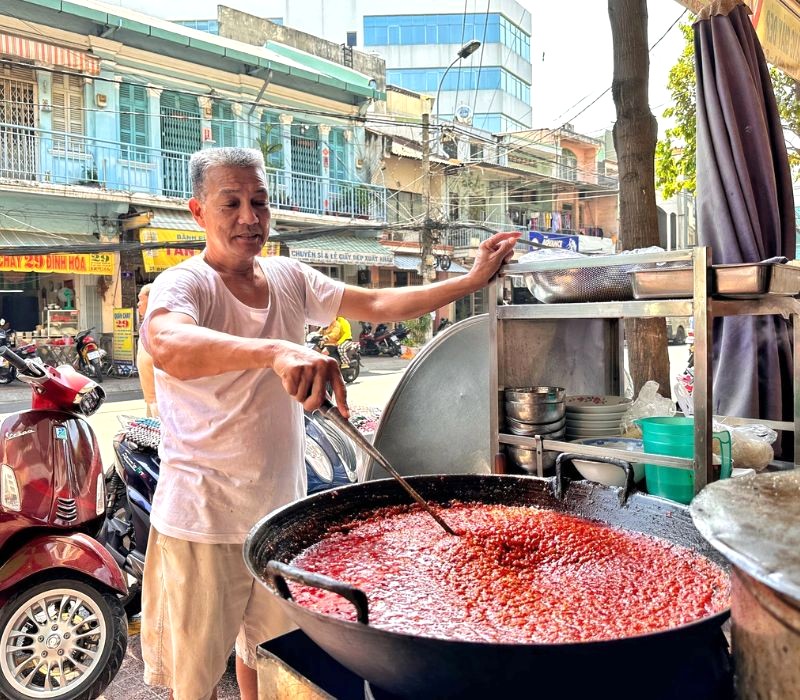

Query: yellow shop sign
139;229;280;272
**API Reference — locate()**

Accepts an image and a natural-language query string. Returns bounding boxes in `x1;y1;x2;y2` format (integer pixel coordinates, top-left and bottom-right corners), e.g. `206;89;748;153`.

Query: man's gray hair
189;147;266;200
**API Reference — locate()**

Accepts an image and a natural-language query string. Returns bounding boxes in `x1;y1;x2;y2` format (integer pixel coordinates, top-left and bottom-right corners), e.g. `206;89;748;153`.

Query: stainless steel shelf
712;297;800;317
491;246;800;493
496;296;799;320
497;300;693;320
498;433;695;471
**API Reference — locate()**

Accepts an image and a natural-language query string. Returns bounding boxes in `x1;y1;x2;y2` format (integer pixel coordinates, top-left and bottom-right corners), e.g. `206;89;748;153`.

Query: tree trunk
608;0;671;395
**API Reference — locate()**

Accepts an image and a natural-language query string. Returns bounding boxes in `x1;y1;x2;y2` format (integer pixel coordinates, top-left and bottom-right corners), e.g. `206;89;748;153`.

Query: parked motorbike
358;322;408;357
0;320;15;384
74;328;105;384
433;317;452;336
98;411;359;616
305;330;361;383
0;346;128;700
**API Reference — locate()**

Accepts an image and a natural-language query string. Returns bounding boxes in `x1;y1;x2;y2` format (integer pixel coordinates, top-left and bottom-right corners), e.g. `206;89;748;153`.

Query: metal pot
691;470;800;699
245;473;731;700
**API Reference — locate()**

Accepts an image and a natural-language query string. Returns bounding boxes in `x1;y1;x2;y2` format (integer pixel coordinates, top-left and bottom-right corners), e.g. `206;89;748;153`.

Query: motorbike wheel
0;577;127;700
0;366;16;384
342;362;360;384
90;358;104;384
389;343;402;357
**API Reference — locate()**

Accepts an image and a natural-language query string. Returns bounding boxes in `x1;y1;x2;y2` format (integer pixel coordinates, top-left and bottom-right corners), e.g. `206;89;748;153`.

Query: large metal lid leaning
690;470;800;601
366;315;492;480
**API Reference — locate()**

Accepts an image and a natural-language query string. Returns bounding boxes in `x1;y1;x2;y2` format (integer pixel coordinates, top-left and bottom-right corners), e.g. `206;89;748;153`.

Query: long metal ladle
316;398;458;537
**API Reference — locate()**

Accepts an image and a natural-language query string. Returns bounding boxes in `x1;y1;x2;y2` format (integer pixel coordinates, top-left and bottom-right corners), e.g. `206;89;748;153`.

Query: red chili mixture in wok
289;503;730;644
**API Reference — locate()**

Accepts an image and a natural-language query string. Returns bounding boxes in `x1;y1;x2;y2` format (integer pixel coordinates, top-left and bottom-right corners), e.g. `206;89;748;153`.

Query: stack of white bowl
565;395;631;441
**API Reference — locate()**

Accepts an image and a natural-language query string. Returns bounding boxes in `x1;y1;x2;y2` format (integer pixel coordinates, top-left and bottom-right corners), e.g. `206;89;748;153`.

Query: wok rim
244;474;732;649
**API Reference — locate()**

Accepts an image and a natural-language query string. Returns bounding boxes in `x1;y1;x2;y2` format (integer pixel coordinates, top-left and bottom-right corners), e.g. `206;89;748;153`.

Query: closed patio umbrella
694;0;796;456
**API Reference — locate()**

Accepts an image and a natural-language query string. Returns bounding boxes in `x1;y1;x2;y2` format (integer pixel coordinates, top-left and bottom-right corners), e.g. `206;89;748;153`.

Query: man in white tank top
140;147;519;700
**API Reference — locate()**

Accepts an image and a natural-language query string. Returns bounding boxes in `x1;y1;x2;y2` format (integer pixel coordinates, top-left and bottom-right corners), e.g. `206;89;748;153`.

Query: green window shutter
329;128;346;181
211;101;235;147
119;83;148;160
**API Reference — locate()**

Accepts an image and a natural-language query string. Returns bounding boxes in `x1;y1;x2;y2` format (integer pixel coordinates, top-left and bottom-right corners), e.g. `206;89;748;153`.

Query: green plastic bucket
636;417;732;504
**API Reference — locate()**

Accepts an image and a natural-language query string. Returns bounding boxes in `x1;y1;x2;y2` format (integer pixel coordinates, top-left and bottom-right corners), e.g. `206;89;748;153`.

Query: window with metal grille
51;73;84;151
260;112;283;168
160;91;201;198
0;65;37;180
290;123;319;175
211;100;235;147
119;83;149;161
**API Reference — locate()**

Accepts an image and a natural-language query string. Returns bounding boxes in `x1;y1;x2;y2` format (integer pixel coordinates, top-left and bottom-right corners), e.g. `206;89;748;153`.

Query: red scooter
0;347;127;700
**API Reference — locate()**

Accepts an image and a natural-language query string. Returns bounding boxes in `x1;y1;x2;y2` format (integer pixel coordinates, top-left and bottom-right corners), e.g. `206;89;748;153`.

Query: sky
108;0;690;138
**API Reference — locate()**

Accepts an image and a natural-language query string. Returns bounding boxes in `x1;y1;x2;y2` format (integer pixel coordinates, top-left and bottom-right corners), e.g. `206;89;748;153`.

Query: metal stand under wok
256;629;732;700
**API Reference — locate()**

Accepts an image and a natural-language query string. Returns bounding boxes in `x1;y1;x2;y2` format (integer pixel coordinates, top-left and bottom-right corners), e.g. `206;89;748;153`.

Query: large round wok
244;471;731;700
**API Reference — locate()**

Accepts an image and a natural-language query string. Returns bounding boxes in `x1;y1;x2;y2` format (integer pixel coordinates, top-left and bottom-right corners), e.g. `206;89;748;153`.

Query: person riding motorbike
321;316;353;367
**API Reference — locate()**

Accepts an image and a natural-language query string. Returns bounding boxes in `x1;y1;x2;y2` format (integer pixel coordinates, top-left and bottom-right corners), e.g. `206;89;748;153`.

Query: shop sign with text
140;229;280;272
112;308;135;366
289;249;393;266
0;253;114;275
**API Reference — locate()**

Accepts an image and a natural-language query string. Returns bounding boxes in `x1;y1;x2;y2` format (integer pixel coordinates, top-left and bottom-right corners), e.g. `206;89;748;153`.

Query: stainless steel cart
492;247;800;492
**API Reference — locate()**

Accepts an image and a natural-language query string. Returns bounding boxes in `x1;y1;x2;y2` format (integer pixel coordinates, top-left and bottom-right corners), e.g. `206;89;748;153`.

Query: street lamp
434;40;482;126
421;40;481;289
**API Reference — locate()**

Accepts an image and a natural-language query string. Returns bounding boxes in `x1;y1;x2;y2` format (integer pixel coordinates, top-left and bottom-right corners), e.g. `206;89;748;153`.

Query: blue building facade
0;0;387;337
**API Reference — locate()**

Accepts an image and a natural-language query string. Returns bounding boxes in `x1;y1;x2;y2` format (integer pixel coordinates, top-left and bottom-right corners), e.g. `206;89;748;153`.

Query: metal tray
629;263;779;300
627;266;693;299
715;263;771;296
768;264;800;296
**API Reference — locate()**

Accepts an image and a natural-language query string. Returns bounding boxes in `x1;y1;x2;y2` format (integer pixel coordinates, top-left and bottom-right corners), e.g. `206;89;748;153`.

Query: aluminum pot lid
366;315;491;480
690;470;800;601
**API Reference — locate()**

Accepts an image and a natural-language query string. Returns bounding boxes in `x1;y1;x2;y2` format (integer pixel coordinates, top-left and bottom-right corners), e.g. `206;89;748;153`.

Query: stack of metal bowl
503;386;566;473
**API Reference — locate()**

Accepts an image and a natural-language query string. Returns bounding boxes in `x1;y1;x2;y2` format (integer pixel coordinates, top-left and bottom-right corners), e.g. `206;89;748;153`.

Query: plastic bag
713;421;777;471
620;380;676;438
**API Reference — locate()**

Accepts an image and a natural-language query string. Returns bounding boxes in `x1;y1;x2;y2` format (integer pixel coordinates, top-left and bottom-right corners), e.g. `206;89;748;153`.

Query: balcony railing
0;122;386;220
443;222;528;249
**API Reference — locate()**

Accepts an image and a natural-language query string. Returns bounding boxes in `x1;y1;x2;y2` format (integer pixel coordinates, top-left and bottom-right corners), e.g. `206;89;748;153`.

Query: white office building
254;0;533;133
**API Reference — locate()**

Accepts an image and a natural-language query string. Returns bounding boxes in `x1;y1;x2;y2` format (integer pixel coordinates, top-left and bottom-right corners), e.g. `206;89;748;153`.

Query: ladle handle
316;399;458;536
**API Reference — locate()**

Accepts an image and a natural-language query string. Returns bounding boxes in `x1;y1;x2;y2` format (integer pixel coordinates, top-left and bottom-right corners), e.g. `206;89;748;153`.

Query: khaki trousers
141;528;294;700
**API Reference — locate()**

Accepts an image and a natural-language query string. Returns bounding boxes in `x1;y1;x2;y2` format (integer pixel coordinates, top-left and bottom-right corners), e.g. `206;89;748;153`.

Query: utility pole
420;110;435;282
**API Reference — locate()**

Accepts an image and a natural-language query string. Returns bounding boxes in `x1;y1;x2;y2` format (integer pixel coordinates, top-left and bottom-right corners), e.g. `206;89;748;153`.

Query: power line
484;8;689;166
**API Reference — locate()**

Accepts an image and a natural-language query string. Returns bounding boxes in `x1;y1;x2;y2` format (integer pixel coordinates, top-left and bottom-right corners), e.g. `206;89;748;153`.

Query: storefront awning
0;230;96;250
147;209;204;232
286;235;394;266
0;230;114;275
0;32;100;76
394;254;469;274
